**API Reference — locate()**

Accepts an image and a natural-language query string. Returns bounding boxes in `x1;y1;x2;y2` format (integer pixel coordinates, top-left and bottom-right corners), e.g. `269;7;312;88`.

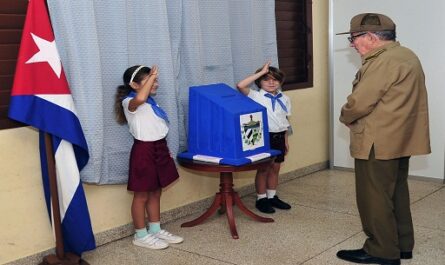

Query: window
275;0;313;90
0;0;28;129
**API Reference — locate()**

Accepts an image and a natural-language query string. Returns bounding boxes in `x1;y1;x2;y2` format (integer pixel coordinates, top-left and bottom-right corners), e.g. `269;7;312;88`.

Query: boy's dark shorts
269;131;286;163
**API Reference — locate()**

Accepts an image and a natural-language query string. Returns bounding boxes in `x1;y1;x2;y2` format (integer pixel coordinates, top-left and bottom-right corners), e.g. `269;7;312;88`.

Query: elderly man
336;13;431;265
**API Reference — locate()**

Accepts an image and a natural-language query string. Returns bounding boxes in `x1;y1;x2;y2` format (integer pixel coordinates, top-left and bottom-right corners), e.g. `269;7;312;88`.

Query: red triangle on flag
11;0;71;96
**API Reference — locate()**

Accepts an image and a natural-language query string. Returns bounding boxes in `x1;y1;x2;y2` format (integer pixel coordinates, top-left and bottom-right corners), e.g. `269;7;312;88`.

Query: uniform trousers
354;146;413;259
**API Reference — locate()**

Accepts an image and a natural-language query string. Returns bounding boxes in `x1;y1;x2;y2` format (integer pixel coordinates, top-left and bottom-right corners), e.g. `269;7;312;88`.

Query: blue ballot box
177;83;280;166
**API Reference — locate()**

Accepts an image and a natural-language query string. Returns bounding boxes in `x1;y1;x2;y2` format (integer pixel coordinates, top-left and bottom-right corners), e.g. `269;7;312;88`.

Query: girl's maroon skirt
127;138;179;192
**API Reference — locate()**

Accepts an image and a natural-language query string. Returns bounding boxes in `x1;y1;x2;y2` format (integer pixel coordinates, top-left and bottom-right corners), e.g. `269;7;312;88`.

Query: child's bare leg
267;162;291;210
146;188;161;222
132;190;169;249
266;162;280;190
255;170;267;195
255;163;275;213
145;188;183;243
255;163;271;194
132;192;149;229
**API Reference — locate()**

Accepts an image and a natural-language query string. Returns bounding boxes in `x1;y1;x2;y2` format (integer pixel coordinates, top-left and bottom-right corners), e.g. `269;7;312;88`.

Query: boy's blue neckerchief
127;92;169;122
264;92;288;112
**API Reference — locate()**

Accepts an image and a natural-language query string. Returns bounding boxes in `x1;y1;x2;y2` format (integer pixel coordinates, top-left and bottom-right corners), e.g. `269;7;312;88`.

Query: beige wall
0;2;329;263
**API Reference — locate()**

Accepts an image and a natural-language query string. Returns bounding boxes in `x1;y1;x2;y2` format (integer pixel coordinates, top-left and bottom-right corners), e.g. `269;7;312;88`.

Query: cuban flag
8;0;95;255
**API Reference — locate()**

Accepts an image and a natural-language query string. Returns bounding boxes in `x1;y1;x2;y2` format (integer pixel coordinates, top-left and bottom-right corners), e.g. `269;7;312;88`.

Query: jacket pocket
349;121;364;153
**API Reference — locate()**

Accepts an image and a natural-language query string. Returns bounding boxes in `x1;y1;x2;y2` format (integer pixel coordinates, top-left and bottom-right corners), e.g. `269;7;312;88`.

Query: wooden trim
275;0;313;90
0;0;28;13
0;29;23;44
0;44;20;59
0;75;13;90
0;14;26;28
305;0;313;88
0;59;16;75
0;113;25;129
0;0;28;130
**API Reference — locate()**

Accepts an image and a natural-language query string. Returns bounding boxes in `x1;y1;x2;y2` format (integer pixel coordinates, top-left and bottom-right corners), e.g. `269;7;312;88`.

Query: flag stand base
39;253;90;265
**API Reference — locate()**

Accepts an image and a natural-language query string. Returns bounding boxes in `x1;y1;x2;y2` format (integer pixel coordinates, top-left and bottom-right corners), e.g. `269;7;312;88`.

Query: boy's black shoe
269;195;291;210
336;249;400;265
255;198;275;213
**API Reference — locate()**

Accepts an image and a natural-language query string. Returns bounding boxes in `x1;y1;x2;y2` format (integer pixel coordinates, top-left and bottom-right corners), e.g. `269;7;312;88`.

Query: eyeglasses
347;32;367;43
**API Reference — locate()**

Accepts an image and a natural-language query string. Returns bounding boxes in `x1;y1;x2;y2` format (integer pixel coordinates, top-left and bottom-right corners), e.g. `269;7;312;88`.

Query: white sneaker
132;234;169;250
152;230;184;244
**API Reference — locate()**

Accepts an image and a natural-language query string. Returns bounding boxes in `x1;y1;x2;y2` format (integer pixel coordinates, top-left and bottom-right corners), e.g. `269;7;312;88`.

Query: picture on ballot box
240;112;264;151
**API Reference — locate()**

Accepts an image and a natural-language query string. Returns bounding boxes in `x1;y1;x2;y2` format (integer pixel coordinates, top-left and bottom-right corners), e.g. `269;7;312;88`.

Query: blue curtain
47;0;278;184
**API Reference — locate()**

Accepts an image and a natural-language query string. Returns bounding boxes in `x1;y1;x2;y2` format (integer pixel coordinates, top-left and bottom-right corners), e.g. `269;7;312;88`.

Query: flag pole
40;133;89;265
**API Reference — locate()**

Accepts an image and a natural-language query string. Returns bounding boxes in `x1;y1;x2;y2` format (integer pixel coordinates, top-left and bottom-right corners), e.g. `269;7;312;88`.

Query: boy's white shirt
247;89;291;133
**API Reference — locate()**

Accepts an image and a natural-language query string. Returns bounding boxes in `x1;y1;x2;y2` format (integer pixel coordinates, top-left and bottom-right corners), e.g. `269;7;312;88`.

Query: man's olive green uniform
340;42;431;259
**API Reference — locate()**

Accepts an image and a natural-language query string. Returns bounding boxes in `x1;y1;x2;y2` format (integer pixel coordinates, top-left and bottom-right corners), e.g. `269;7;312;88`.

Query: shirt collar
362;41;400;64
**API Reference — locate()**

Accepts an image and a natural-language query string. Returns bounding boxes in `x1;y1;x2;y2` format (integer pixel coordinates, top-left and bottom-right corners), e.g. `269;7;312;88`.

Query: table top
176;156;274;173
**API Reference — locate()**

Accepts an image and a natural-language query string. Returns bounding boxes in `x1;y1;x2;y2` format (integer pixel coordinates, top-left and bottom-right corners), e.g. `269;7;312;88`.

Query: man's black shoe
336;249;400;265
269;195;291;209
400;251;412;259
255;198;275;213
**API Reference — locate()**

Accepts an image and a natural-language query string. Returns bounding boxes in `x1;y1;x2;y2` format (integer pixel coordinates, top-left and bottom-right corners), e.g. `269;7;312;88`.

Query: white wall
329;0;445;180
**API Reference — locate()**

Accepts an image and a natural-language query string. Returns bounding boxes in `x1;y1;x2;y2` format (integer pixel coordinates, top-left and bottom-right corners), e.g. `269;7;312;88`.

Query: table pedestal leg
181;193;222;227
181;171;274;239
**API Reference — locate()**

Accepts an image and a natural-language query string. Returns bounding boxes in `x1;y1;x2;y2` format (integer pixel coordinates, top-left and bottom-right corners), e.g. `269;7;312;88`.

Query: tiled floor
82;169;444;265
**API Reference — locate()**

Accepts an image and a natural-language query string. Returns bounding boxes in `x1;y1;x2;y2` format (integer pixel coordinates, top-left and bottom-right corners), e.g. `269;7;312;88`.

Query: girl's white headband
129;65;145;84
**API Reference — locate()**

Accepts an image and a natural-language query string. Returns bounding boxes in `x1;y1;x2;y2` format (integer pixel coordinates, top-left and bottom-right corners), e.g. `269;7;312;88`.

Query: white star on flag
25;32;62;78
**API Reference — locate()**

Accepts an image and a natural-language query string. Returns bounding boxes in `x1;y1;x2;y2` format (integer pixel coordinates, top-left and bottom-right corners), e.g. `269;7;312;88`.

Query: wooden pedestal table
177;157;275;239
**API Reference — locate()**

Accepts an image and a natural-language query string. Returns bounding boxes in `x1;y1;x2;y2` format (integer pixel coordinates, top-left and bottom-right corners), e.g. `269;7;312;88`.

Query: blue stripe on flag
61;178;96;254
39;133;96;254
11;96;95;255
10;95;88;169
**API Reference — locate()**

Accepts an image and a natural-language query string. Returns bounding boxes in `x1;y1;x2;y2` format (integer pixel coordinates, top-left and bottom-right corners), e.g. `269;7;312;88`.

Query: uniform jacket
340;42;431;160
